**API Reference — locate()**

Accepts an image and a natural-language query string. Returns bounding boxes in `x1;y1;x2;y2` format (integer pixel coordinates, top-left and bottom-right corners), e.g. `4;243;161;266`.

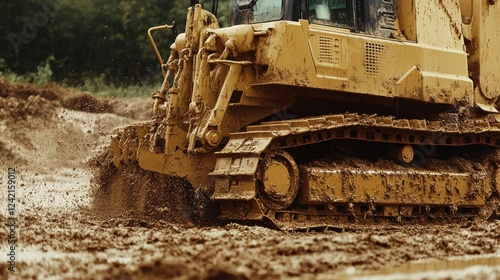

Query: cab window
309;0;354;28
234;0;283;23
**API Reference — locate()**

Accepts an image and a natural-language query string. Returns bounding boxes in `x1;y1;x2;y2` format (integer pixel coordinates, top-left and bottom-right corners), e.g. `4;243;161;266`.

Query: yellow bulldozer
102;0;500;230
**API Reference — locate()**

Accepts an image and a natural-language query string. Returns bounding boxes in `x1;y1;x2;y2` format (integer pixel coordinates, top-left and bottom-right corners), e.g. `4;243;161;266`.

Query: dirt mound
0;79;153;171
90;149;220;226
106;97;152;120
61;92;113;113
0;93;56;121
0;78;151;120
0;79;110;113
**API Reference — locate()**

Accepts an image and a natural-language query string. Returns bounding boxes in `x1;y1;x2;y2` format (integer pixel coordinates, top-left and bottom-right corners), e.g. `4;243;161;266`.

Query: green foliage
30;55;54;85
0;0;232;89
0;55;54;85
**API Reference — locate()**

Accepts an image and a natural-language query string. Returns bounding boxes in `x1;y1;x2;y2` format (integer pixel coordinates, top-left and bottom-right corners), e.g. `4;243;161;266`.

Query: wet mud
0;79;499;279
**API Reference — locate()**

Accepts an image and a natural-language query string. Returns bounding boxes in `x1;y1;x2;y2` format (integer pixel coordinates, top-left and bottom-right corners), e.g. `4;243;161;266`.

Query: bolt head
205;130;221;147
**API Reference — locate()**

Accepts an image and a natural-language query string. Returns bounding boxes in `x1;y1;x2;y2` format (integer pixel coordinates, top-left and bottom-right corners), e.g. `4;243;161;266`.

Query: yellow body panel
251;20;472;106
464;0;500;102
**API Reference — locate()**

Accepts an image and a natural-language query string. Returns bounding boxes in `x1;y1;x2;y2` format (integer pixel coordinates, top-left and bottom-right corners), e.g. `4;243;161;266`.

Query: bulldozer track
211;113;500;231
223;113;500;154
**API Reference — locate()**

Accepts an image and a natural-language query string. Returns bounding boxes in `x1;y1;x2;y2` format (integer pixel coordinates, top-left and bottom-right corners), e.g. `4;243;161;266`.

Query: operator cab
229;0;398;38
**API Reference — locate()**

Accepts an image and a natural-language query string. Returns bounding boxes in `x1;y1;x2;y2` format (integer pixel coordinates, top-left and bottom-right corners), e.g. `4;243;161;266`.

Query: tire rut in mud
90;149;220;226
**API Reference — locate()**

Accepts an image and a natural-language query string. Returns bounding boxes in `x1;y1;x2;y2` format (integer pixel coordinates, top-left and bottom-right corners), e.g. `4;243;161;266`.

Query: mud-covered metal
106;1;500;230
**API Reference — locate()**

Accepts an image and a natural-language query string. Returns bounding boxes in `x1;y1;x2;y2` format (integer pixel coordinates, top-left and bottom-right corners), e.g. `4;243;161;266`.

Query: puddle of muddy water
322;255;500;280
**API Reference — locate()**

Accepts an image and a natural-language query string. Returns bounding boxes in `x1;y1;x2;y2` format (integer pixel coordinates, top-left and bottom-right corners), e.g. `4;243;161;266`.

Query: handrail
208;59;253;65
147;23;174;73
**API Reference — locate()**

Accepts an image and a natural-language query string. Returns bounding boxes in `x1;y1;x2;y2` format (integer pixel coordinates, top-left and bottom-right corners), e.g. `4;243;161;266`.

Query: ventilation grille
318;36;341;66
355;0;366;25
365;42;385;76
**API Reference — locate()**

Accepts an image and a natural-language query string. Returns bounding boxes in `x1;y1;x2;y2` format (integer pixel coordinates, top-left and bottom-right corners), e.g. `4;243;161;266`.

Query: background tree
0;0;230;87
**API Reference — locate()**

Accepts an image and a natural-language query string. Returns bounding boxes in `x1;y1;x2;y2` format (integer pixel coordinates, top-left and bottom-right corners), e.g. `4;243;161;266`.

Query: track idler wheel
396;145;414;164
257;150;299;210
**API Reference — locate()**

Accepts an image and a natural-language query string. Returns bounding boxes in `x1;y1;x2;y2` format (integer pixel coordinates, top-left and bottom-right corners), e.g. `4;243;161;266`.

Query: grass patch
76;76;156;99
0;57;158;99
92;85;156;99
0;56;54;86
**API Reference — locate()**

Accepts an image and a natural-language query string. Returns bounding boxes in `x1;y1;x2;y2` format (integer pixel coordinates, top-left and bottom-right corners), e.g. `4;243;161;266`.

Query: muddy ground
0;79;499;279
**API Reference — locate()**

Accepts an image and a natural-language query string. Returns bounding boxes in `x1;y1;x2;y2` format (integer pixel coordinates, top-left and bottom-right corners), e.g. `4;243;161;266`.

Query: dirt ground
0;79;499;280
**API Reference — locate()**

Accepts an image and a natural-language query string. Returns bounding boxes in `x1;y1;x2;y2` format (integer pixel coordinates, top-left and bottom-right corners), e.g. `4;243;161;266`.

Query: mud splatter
0;80;498;279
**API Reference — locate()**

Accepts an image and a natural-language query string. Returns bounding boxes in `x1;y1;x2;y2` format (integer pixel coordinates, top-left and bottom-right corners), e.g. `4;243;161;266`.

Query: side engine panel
251;20;472;108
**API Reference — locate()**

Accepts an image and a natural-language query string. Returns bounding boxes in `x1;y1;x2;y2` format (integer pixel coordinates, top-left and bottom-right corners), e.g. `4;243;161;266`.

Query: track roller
256;150;299;210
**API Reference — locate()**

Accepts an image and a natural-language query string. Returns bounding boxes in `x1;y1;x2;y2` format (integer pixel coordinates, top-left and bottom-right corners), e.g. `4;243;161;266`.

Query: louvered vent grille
318;36;341;66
